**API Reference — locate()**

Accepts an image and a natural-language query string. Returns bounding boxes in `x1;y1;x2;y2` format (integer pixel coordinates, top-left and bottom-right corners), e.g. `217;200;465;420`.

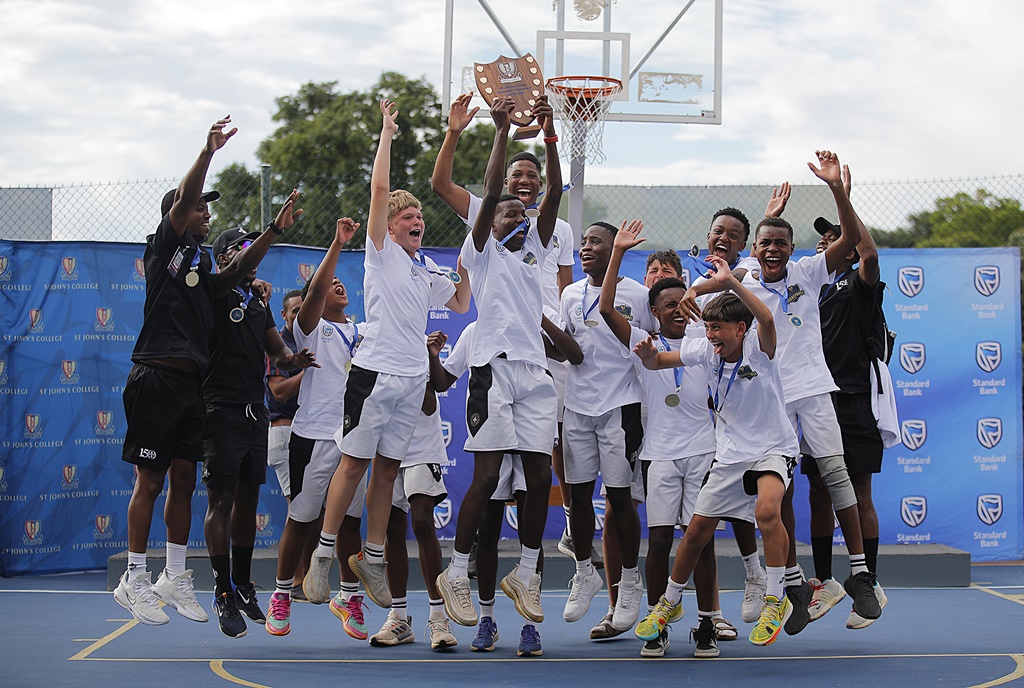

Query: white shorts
787;393;844;458
340;366;427;461
562;403;644;488
465;357;557;454
268;424;292;497
692;454;797;523
549;358;570;424
645;452;715;528
599;457;646;504
491;453;526;502
392;463;448;513
288;436;367;523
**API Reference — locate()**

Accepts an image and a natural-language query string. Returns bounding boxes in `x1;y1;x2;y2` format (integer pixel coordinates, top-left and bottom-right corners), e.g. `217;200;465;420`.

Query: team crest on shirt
551;235;560;249
900;496;927;527
322;323;334;338
977;494;1003;526
522;251;538;266
469;412;481;429
786;284;806;303
343;414;352;430
614;305;634;322
433;499;453;529
736;365;758;380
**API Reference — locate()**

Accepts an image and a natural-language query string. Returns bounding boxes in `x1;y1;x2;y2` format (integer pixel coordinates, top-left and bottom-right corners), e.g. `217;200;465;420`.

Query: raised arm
367;100;400;252
541;315;583;365
808;150;862;274
431;93;479;218
600;220;645;349
296;218;358;336
427;330;458;392
842;164;879;286
533;97;562;248
764;181;791;218
444;255;472;313
168;115;236;237
633;336;682;370
707;255;777;358
264;326;317;371
471;98;514;252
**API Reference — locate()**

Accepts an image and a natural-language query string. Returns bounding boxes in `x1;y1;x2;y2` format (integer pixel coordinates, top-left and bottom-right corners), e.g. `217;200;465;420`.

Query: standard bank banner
0;241;1020;575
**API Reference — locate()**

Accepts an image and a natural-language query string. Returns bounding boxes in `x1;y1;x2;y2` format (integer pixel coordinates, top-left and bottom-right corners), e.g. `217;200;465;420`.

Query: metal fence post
260;164;272;230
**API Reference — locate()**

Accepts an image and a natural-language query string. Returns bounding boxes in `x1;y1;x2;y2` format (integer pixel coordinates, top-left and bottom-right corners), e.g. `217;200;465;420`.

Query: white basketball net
546;76;622;164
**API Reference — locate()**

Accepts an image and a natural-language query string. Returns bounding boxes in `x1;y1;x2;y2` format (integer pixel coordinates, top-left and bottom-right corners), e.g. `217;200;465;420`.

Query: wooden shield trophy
474;54;544;139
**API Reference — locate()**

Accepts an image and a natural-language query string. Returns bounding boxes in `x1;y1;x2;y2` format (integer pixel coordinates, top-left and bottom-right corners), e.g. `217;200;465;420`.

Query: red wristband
544;135;559;144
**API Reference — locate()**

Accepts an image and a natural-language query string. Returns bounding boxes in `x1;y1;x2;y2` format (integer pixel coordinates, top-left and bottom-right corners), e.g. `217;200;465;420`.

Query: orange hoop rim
546;75;623;101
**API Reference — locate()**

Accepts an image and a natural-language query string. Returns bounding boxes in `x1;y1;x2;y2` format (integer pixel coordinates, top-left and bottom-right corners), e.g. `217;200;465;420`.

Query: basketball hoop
546;75;622;164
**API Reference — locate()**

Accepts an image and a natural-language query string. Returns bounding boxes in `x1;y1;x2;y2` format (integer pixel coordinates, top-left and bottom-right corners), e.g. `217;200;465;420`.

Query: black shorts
122;361;205;470
802;391;883;476
201;402;269;489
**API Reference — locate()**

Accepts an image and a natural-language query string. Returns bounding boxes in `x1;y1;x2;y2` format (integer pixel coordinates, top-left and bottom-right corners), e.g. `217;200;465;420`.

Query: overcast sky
2;0;1022;189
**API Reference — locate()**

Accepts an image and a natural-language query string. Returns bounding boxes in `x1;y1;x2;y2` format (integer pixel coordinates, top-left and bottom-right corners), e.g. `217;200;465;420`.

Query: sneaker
152;569;207;622
212;592;248;638
302;553;333;604
847;583;888;629
114;571;169;626
691;616;720;658
234;582;266;624
741;571;767;623
370;611;414;646
611;575;643;631
349;552;392;609
427;613;458;650
472;617;499;651
749;594;792;646
590;610;626;640
844;571;882;620
517;624;542;657
563;566;603;622
265;591;292;636
712;616;738;641
557;528;575;559
807;577;847;621
330;592;368;640
640;628;671;658
289;584;308;603
501;566;544;623
635;595;684;641
437;568;478;626
784;580;812;636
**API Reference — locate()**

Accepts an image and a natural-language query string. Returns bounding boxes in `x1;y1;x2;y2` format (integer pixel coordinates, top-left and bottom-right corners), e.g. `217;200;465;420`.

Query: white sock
516;546;540;582
766;566;786;599
849;553;868;576
276;578;294;596
391;596;408;621
165;542;187;577
742;552;764;578
363;541;385;565
449;550;470;579
341;581;359;603
665;578;685;606
315;531;337;560
575;558;594;576
429;597;446;618
479;597;495;619
126;551;147;581
621;566;640;584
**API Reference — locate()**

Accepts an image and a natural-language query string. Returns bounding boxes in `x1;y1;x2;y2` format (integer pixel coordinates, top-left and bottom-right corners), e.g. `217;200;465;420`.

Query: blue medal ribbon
234;286;253;311
581;282;600;323
759;274;791;314
334;320;360;358
658;334;683;392
818;270;849;305
411;250;459;283
713;352;742;415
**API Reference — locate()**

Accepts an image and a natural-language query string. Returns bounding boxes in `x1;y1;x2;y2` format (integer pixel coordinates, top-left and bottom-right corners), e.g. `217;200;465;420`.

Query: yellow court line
68;618;139;661
971;584;1024;607
969;654;1024;688
210;660;272;688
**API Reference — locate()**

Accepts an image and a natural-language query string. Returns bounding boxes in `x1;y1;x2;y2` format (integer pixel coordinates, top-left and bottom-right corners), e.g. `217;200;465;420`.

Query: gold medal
184;270;199;287
664;393;680;407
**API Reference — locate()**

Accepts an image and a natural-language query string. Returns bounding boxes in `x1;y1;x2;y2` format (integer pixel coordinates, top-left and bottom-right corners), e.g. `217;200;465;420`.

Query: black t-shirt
132;215;215;372
203;287;278;404
265;325;301;421
819;269;884;393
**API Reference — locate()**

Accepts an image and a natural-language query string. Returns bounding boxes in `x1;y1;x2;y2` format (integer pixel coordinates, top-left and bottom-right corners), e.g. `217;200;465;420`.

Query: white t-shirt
352;235;456;376
628;327;715;462
679;332;797;464
291;317;357;440
741;251;837;403
442;321;475;381
466;193;575;315
459;221;547;368
560;276;655;416
402;402;447;468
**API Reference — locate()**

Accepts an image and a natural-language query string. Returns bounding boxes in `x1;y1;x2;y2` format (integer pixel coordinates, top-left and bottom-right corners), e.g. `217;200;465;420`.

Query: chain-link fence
3;173;1024;255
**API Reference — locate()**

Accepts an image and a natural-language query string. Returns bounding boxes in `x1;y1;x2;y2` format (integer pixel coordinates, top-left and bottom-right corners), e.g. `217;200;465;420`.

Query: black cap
211;227;262;257
813;217;841;237
161;188;221;217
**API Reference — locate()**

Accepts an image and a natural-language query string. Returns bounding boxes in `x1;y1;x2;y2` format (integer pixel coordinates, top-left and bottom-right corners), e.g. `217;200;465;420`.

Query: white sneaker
427;612;458;650
302;552;333;604
370;610;415;646
437;567;478;626
563;566;603;622
846;583;888;629
500;565;544;623
741;571;767;623
611;575;643;631
114;571;170;626
152;569;208;622
807;577;847;622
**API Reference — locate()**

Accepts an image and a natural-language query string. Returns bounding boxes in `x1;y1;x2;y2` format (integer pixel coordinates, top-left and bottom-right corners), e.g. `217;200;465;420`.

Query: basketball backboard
442;0;723;125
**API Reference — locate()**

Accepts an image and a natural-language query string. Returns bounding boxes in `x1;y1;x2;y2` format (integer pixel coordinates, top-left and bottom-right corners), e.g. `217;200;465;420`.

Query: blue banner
1;241;1020;575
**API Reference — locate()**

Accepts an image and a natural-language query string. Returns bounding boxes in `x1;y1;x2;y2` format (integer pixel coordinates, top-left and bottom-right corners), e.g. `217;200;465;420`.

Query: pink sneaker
265;591;291;636
331;591;368;640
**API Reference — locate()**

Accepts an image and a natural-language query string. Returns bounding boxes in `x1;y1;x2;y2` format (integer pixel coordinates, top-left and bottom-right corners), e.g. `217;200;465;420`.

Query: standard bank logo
440;421;452;448
504;503;519;531
900;419;927;450
977;495;1003;525
977;418;1003;449
976;342;1002;373
593;499;607;531
434;499;453;530
899;343;926;374
897;267;924;297
974;266;1000;297
900;496;927;527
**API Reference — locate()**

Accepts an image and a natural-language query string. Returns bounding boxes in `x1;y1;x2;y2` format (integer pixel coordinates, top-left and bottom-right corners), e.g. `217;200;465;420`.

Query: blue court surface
3;565;1023;688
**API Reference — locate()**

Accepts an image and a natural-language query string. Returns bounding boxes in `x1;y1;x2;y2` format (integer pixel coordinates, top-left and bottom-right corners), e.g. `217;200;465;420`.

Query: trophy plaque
474;54;545;139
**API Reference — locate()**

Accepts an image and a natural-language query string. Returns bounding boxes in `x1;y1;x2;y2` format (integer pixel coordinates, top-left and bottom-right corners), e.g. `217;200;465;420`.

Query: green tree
213;73;537;248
